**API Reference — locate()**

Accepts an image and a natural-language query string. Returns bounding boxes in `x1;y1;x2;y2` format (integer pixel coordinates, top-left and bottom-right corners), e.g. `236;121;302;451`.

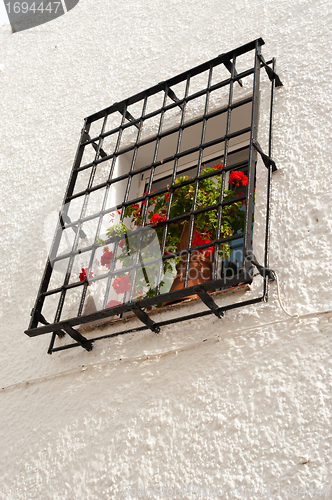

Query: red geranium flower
79;268;94;284
213;163;223;169
164;250;174;256
132;203;141;216
142;190;155;205
112;275;131;294
229;171;248;187
100;247;114;269
106;299;122;309
150;213;166;225
192;230;213;257
164;192;170;203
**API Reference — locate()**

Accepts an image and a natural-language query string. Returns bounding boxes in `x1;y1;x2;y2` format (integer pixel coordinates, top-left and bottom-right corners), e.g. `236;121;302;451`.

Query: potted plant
80;162;248;309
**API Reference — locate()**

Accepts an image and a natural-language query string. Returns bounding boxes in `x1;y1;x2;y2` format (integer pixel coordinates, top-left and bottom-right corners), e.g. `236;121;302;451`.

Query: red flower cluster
100;247;114;269
164;192;170;203
213;163;223;169
192;230;213;257
129;203;140;217
79;268;94;284
229;171;248;187
112;275;131;294
142;190;155;206
119;239;125;248
106;299;122;309
150;213;166;225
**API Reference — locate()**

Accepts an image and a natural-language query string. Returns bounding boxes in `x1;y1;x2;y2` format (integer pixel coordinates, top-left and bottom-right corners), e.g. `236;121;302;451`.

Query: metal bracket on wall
194;286;224;318
62;324;94;351
114;106;140;129
253;139;278;172
32;310;93;352
32;310;66;339
246;251;276;281
258;54;283;87
61;213;87;239
218;54;243;87
130;304;161;334
165;87;184;110
82;131;108;158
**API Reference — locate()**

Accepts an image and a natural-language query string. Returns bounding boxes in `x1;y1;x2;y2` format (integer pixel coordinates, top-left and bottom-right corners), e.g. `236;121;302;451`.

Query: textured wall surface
0;0;331;498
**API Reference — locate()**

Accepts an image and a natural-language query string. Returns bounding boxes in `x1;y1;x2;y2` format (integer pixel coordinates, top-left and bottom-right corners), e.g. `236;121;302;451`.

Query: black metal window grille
26;38;282;353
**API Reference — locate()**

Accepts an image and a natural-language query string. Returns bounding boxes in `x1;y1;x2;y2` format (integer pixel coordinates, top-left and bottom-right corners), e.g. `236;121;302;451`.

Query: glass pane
48;257;69;291
73;167;92;195
92;160;112;187
60;287;82;321
41;293;61;324
68;251;93;285
88;116;105;140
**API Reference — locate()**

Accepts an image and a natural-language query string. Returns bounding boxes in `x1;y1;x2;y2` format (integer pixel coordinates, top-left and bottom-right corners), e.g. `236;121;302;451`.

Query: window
26;38;282;352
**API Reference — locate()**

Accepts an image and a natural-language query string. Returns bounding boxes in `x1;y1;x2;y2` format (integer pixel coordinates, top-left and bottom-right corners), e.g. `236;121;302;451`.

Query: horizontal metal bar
49;295;264;353
79;102;253;176
26;273;253;337
44;231;246;296
70;153;249;207
91;92;253;151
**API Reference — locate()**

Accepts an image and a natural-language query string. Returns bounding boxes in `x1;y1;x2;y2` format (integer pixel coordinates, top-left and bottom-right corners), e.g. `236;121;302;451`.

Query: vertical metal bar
121;95;149;303
183;66;213;289
146;84;171;296
101;104;131;309
156;76;191;294
77;113;108;316
167;76;191;193
213;54;235;281
45;118;90;352
54;115;107;324
263;57;276;301
77;112;127;318
243;41;261;275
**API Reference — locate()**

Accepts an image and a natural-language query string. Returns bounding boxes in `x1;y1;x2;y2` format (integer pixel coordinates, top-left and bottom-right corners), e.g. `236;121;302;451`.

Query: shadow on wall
6;0;80;33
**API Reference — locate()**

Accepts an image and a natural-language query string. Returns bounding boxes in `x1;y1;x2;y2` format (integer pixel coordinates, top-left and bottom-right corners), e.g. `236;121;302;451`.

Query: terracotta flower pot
164;220;214;304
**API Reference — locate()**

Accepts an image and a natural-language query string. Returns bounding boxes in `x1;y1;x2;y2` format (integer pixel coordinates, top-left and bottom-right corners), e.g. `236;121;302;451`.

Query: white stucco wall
0;0;331;498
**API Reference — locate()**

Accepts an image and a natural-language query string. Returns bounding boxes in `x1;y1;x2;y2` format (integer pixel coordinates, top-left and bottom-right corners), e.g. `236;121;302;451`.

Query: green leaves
94;164;249;305
106;222;128;239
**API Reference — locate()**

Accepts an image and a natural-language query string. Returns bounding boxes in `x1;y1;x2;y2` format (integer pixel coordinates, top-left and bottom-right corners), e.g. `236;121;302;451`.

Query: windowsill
76;282;252;334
